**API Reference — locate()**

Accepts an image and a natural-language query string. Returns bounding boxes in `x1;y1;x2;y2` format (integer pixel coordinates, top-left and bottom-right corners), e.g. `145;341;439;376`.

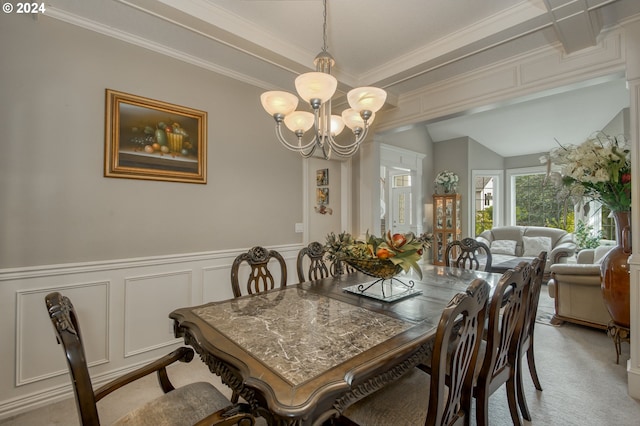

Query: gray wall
0;14;303;268
433;137;470;235
469;139;504;170
308;158;343;243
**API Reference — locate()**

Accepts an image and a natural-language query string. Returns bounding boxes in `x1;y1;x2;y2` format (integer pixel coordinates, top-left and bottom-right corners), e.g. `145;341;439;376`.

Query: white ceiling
425;77;630;157
45;0;639;156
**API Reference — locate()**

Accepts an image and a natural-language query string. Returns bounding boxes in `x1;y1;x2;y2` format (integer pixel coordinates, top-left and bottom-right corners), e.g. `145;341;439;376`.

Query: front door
391;185;412;235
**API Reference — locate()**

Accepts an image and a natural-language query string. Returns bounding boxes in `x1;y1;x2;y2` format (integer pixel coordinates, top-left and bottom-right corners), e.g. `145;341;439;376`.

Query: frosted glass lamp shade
347;87;387;113
295;72;338;104
329;115;345;136
261;91;299;116
341;108;375;130
284;111;314;133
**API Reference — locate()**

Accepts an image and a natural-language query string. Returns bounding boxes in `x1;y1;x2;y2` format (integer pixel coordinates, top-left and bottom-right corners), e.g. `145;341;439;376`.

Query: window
475;176;494;235
471;170;502;237
508;168;574;230
393;174;411;187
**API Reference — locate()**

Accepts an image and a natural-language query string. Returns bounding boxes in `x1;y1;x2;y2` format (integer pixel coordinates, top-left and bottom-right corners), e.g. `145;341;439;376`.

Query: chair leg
516;356;532;421
506;377;523;426
527;342;543;391
474;388;490;426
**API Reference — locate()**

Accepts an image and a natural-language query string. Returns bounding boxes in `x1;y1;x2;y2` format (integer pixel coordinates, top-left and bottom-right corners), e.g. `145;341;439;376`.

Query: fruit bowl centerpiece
344;258;403;280
325;231;431;300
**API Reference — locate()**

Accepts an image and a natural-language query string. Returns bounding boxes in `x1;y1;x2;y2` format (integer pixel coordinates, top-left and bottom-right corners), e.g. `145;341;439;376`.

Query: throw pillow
522;236;552;257
490;240;517;255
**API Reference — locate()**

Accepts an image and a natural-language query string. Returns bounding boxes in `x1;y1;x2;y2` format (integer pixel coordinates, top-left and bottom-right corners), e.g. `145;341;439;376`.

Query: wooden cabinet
433;193;462;265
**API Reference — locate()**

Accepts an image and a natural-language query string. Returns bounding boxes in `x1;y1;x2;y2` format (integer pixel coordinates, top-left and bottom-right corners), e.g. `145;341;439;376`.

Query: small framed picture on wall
316;188;329;205
316;168;329;186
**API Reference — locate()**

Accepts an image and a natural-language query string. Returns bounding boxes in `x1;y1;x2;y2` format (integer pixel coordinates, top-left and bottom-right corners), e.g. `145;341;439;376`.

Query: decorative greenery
543;131;631;212
325;231;430;279
574;220;603;249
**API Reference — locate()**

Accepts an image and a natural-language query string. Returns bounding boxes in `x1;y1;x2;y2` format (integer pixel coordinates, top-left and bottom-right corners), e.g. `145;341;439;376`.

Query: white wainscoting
0;243;303;420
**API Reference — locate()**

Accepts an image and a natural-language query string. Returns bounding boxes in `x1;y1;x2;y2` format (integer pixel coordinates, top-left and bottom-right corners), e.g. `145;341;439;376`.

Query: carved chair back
474;261;531;426
231;246;287;298
46;292;256;426
296;242;331;282
521;252;547;347
427;278;490;426
45;292;100;425
516;251;548;420
445;237;492;271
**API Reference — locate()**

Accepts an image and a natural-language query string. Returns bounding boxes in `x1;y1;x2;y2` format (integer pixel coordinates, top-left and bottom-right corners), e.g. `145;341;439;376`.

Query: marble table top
193;287;415;385
172;266;504;424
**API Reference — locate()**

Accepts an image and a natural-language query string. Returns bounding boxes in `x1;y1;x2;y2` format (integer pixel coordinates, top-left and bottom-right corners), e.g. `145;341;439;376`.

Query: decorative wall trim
15;281;110;387
0;244;303;420
123;270;192;357
0;244;302;281
43;6;273;90
377;27;627;132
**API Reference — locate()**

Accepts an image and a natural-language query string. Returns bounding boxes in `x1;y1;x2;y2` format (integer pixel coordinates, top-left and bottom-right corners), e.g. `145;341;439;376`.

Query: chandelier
260;0;387;160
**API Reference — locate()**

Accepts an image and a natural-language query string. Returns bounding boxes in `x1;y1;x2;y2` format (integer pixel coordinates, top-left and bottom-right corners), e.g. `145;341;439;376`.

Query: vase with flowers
544;131;631;327
435;170;459;194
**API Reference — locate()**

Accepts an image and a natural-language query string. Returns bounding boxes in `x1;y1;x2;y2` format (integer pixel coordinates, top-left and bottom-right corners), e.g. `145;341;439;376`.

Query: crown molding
43;6;276;90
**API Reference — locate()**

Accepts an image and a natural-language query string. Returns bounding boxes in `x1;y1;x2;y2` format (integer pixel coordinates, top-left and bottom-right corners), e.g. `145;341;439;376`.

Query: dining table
170;266;503;426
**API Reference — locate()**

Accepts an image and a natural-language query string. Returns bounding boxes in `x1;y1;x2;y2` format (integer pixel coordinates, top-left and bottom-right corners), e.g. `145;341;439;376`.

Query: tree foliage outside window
476;206;493;235
574;220;603;249
514;174;575;231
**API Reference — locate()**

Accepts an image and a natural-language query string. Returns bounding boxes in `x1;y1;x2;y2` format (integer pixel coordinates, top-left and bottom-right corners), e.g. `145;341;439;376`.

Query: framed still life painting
104;89;207;183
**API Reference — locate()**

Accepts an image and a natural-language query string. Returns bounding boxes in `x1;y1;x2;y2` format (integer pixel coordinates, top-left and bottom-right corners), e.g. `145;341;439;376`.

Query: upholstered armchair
547;245;614;329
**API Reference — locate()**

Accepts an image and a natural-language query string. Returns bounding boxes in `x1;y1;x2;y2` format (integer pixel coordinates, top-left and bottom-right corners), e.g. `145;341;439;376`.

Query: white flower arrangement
435;170;459;193
542;131;631;212
435;170;459;185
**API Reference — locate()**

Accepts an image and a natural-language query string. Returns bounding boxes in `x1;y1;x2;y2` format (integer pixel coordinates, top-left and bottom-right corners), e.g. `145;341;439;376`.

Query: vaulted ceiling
46;0;640;156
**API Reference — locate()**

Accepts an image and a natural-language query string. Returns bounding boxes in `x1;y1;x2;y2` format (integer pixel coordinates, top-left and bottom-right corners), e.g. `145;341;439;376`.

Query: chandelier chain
322;0;328;53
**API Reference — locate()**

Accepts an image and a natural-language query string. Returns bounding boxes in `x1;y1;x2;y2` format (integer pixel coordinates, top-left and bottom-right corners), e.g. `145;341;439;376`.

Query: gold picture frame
105;89;207;183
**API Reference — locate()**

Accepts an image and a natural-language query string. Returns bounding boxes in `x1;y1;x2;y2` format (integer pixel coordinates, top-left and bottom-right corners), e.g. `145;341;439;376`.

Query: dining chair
44;292;255;426
473;261;531;426
296;241;331;282
231;246;287;298
516;251;547;421
339;278;490;426
445;237;492;271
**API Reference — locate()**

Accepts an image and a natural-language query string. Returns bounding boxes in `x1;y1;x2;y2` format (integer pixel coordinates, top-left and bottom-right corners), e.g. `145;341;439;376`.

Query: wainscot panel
0;244;303;420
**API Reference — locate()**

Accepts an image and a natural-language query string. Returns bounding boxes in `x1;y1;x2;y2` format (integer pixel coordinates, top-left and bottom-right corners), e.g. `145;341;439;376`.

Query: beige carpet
3;288;639;426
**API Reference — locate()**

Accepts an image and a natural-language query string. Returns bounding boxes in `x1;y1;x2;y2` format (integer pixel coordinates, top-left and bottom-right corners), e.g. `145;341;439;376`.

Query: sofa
477;226;577;276
546;245;614;329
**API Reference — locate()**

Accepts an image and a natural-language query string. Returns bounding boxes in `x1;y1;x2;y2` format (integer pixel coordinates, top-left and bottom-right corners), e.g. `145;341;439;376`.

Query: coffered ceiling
44;0;640;156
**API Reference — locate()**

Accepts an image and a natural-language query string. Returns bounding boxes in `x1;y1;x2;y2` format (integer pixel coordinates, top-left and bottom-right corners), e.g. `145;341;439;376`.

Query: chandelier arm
275;123;319;154
322;126;369;156
326;143;359;157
